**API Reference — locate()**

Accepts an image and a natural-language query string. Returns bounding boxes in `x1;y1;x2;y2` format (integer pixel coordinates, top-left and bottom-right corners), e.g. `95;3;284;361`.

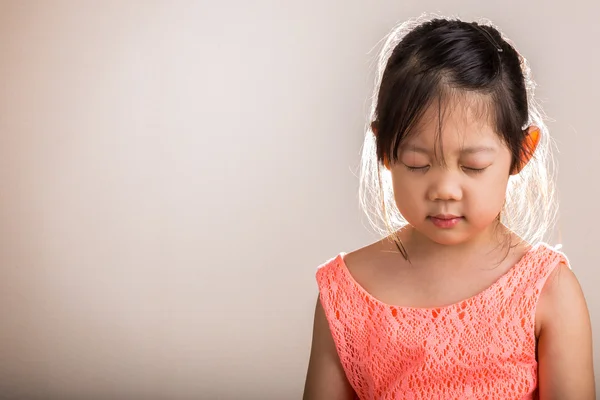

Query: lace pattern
316;243;568;399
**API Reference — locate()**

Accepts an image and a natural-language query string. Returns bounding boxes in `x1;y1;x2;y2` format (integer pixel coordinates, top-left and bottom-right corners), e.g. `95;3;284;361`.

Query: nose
427;170;463;202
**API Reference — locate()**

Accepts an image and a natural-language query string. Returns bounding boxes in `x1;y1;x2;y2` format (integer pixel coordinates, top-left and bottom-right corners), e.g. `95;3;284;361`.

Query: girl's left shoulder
536;242;580;311
534;243;595;395
531;241;571;269
536;242;583;313
515;242;571;293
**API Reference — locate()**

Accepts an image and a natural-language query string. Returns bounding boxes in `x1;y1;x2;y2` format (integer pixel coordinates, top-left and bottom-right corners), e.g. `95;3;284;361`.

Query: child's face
390;98;512;246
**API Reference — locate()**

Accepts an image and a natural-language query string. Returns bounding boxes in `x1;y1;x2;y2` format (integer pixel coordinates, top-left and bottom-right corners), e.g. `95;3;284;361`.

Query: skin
303;97;595;399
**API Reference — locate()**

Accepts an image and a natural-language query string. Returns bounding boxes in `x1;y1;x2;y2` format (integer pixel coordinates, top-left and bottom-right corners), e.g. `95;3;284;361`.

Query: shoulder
342;240;382;276
533;244;588;338
521;242;571;290
534;246;595;396
536;246;585;329
315;236;396;293
336;236;399;289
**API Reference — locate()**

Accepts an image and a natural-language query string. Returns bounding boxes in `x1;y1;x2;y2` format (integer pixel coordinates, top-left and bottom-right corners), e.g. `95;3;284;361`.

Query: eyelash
462;167;487;174
405;165;429;172
404;165;488;174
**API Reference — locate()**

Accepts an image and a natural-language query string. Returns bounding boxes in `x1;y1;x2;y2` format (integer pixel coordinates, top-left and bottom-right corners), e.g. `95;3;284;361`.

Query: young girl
303;15;595;399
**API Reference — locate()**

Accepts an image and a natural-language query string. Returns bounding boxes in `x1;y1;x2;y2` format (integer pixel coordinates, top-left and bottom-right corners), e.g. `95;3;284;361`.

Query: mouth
430;214;462;220
429;214;463;228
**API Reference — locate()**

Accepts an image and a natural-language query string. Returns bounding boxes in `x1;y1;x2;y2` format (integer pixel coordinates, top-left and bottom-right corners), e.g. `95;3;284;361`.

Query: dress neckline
335;242;549;312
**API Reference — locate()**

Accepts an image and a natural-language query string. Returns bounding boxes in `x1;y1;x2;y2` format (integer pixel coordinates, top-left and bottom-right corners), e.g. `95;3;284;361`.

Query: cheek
469;173;510;214
474;154;512;206
390;171;424;211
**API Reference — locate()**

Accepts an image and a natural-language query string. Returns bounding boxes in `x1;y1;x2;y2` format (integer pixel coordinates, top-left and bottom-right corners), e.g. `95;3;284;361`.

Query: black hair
359;16;559;259
372;18;532;172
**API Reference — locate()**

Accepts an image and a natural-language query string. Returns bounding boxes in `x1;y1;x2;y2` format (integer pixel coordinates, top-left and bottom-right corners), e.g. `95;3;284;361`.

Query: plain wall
0;0;598;398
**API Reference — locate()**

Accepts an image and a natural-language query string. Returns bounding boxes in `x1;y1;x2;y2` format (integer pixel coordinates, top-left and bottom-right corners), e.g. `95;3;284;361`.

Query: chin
425;224;499;247
413;224;475;246
427;232;471;246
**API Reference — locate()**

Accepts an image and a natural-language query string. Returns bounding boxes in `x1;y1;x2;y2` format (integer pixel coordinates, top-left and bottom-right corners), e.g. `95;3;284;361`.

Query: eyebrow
403;145;497;155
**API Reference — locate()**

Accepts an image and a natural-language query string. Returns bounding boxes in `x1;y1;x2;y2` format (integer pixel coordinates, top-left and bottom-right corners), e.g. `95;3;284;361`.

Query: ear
371;120;379;137
383;156;391;170
511;126;540;175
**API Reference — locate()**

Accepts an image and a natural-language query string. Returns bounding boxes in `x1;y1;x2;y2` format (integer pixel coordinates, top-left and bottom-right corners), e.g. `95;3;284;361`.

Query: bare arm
537;262;595;399
303;297;356;400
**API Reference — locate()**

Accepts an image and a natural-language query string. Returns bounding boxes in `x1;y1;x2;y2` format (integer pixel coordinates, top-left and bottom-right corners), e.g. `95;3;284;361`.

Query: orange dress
316;243;568;399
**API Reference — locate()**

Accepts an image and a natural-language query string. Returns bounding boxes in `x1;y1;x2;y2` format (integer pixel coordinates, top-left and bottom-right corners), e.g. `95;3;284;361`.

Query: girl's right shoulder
315;238;390;295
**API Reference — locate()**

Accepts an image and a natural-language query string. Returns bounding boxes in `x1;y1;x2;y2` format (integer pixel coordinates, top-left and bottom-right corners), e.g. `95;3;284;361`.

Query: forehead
405;93;500;148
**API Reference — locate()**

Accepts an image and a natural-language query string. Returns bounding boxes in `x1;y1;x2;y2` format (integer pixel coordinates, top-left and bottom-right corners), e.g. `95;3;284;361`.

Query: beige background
0;1;597;399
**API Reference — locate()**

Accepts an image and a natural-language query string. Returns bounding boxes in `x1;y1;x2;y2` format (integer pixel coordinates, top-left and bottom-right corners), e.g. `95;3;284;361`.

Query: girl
303;15;595;399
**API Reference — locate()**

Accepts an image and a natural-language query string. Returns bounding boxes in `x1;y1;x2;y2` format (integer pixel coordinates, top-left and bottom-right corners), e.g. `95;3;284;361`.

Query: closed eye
404;164;430;172
462;166;487;174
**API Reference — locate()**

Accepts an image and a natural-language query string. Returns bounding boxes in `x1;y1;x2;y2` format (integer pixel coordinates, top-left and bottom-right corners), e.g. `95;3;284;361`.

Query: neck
399;222;512;266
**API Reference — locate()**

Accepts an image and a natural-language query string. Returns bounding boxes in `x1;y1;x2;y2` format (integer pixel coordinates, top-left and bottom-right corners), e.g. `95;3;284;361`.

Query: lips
429;214;463;228
431;214;461;220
